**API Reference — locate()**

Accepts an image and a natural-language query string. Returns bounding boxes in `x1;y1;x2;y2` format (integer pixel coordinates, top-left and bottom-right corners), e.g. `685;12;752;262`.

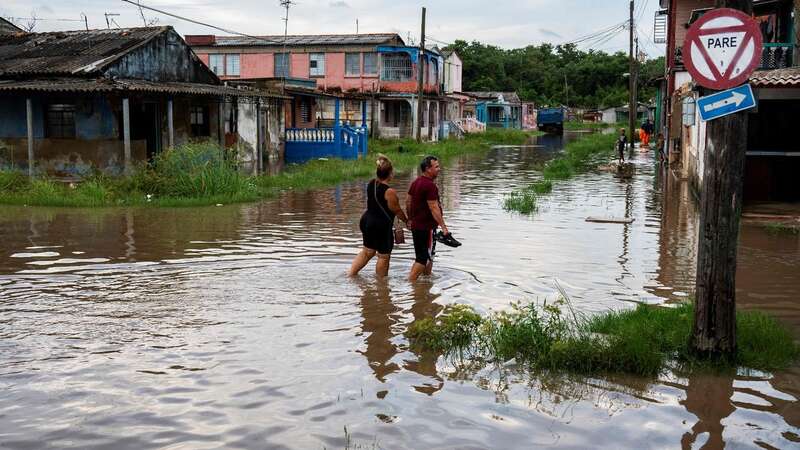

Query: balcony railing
761;43;794;70
675;43;795;71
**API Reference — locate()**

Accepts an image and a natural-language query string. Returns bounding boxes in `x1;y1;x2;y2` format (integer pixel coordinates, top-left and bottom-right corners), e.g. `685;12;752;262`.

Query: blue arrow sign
697;84;757;122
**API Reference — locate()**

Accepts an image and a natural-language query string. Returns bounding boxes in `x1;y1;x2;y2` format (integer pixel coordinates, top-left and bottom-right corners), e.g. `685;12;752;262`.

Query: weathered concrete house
0;26;285;176
187;33;446;142
661;0;800;204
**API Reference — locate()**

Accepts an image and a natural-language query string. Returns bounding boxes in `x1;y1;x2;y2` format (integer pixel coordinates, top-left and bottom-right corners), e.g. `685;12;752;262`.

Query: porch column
26;98;34;178
361;100;367;127
334;98;341;153
218;101;225;148
123;97;131;174
167;98;174;149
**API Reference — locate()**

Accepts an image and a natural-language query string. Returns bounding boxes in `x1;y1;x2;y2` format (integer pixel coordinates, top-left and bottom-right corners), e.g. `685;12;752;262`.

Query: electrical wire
119;0;286;45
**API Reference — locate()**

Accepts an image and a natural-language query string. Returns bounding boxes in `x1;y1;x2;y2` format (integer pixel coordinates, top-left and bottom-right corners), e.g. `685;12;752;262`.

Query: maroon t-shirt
407;175;440;231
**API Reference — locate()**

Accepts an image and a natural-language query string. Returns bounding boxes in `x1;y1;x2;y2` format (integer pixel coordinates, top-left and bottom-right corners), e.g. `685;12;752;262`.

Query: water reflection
1;132;799;449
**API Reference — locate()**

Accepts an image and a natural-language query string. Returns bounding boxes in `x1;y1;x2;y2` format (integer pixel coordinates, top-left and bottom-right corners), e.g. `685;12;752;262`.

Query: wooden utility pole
415;7;426;143
628;0;636;151
794;0;800;65
691;0;754;360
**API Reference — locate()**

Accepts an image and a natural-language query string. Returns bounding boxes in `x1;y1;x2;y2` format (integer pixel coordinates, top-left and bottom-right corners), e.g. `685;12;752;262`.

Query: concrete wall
0;138;146;176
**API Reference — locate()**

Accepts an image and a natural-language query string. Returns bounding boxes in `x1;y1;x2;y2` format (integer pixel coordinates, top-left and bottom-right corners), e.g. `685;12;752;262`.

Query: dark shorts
411;229;434;265
360;214;393;254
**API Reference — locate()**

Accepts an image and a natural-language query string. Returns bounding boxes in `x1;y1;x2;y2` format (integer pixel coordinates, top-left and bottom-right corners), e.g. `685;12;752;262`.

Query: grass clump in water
407;301;800;377
764;222;800;235
407;304;483;352
504;133;617;214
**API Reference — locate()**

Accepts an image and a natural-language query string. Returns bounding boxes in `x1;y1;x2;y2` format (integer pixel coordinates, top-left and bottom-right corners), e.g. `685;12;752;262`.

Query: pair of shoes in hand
434;231;462;248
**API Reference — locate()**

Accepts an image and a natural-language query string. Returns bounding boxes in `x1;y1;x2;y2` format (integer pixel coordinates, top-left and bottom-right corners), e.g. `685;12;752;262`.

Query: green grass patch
563;121;623;131
407;301;800;377
764;222;800;235
504;132;617;214
0;129;539;208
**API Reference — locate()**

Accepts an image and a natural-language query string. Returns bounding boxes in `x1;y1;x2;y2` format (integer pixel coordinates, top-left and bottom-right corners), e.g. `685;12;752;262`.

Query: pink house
187;33;446;140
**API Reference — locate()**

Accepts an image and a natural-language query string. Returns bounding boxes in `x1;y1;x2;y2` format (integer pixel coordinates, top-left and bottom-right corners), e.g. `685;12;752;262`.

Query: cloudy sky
2;0;665;57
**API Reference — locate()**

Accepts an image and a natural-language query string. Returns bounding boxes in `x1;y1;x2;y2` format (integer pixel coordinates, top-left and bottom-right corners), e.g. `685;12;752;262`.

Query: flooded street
1;132;799;449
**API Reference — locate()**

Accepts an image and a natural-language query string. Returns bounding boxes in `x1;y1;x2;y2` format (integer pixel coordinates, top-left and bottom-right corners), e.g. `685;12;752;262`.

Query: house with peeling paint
186;33;448;144
660;0;800;204
0;26;286;176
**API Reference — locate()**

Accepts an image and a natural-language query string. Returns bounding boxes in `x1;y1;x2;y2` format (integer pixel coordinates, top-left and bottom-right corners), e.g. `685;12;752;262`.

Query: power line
119;0;285;45
562;20;628;46
5;16;85;22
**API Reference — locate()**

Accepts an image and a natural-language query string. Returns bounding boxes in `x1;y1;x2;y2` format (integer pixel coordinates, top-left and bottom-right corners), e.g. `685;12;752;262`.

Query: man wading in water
407;156;451;281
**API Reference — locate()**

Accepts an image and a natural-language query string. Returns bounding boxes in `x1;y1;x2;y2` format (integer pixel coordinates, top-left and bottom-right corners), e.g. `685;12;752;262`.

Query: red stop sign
682;8;763;90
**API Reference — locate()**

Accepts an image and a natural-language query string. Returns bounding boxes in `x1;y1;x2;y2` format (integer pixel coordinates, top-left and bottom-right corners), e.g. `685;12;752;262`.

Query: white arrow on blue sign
697;84;757;122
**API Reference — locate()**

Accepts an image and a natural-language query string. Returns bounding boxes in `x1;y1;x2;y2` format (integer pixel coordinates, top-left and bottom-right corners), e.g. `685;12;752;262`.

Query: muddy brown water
1;132;799;449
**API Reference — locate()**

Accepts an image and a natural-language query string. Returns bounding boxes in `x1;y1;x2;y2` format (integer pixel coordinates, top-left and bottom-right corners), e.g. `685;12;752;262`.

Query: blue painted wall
0;95;116;140
0;97;44;138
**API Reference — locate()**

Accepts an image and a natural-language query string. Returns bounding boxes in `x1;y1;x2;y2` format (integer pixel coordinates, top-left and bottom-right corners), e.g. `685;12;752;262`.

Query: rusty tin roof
750;67;800;87
0;27;170;77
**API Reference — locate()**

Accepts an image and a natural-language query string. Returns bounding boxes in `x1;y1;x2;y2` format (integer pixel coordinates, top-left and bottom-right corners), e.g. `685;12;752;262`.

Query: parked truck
537;107;565;134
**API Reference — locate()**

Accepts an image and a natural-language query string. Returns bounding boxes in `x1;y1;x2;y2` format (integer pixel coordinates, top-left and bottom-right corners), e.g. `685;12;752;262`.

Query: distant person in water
617;128;627;164
349;155;408;277
641;119;654;148
407;156;451;281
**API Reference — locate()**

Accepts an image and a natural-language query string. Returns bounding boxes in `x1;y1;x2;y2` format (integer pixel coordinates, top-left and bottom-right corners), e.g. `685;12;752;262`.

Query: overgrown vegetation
407;301;800;376
563;121;624;131
504;133;616;213
448;41;664;108
0;129;537;207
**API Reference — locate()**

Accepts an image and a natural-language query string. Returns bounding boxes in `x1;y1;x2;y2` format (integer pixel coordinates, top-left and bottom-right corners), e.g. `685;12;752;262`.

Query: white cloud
1;0;664;56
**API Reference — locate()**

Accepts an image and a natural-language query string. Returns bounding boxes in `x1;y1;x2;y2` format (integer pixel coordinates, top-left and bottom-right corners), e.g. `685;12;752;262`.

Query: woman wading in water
349;155;408;277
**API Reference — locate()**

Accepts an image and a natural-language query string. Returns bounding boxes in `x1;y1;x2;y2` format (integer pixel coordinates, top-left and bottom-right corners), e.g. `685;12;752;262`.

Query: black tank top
366;180;394;226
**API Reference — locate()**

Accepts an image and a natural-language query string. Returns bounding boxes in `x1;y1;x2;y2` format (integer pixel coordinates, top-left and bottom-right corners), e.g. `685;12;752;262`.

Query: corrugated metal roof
207;33;402;47
0;27;169;76
0;78;287;98
750;67;800;87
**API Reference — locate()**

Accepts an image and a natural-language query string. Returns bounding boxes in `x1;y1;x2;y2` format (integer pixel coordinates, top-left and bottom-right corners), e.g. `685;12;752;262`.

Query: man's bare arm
427;200;449;235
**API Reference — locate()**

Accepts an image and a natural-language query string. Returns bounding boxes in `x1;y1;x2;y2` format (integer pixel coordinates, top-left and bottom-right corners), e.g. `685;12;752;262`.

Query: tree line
446;40;665;109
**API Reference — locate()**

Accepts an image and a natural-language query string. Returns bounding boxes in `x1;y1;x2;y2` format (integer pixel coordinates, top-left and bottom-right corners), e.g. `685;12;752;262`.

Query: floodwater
1;132;799;449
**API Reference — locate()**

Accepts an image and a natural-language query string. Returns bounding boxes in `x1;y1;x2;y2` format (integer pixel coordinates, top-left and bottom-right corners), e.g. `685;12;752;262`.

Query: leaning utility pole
415;7;427;143
691;0;754;360
628;0;636;151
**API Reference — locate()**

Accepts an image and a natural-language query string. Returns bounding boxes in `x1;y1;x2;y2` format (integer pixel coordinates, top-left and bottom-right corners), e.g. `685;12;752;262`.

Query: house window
682;97;696;126
274;53;290;78
46;104;76;138
363;52;378;74
381;53;412;81
309;53;325;77
225;54;240;76
345;52;361;75
209;54;224;75
190;105;210;137
432;60;439;84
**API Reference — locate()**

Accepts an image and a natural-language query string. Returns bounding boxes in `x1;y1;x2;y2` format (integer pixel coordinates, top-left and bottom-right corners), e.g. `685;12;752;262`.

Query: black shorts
360;214;393;254
411;229;434;265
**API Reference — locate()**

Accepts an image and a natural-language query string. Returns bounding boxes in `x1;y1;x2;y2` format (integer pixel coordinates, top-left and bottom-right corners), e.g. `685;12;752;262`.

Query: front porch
284;95;368;164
